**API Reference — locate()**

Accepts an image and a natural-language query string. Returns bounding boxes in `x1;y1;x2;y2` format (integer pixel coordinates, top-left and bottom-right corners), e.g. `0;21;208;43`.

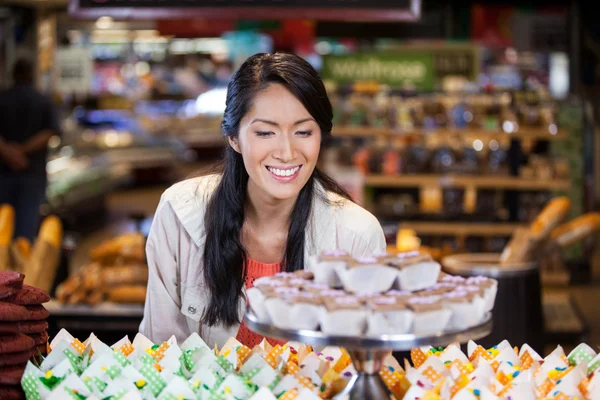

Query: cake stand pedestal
244;312;493;400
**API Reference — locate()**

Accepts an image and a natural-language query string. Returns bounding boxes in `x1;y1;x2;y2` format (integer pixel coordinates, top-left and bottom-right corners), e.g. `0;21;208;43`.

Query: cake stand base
334;349;393;400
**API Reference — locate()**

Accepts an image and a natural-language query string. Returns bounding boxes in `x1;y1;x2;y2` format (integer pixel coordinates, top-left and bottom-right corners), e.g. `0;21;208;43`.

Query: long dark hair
202;53;350;327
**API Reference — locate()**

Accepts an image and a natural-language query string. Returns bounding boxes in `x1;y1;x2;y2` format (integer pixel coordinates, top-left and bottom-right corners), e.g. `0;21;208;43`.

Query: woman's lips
266;165;302;182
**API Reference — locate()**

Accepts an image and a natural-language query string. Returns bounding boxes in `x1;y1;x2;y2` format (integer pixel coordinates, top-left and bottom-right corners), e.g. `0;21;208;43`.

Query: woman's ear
228;136;241;153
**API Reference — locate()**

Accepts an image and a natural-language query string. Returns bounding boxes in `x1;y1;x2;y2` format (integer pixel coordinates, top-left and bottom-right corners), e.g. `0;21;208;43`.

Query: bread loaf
102;265;148;286
529;197;571;239
0;204;15;271
0;204;15;246
500;227;539;264
24;216;63;291
107;285;147;304
550;213;600;248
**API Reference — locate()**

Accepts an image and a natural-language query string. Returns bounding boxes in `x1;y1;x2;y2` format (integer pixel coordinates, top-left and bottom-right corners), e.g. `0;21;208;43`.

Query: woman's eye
256;131;274;137
296;131;313;137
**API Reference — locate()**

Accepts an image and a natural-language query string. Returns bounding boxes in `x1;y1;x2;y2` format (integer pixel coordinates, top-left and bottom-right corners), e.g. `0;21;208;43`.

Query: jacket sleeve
139;196;191;343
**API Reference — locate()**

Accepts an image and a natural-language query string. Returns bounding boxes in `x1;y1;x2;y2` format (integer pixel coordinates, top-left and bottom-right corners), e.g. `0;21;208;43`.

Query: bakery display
0;271;50;400
56;233;148;305
20;327;600;400
248;251;496;337
392;340;600;400
19;329;360;400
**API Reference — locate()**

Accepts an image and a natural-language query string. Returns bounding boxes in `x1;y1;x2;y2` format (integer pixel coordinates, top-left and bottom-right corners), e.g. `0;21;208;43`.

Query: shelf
399;221;525;236
364;174;571;191
332;126;568;141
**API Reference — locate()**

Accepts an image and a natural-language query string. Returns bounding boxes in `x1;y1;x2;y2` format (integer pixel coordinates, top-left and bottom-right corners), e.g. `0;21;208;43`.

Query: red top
236;257;286;348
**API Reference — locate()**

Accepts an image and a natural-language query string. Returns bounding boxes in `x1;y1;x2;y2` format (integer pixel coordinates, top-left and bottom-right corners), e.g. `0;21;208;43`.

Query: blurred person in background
0;58;60;241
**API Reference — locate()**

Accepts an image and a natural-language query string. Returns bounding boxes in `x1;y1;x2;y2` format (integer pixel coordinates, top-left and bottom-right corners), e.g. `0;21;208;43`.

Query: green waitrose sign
322;47;478;90
322;53;435;90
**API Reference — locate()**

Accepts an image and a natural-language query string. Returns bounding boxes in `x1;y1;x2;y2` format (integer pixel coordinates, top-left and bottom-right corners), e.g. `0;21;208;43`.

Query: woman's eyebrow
250;117;315;126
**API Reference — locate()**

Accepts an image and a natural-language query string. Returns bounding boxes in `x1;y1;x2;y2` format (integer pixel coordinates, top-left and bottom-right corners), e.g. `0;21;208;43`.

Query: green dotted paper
21;373;41;400
139;363;167;397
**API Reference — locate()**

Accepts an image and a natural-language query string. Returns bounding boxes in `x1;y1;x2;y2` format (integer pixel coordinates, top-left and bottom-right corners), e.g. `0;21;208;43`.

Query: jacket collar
169;175;334;249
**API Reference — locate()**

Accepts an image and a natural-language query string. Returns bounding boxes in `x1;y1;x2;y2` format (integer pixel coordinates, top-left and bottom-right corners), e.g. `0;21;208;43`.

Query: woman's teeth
268;166;300;177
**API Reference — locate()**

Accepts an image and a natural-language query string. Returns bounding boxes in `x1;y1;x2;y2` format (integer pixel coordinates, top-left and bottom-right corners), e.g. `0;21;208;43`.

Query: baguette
0;204;15;271
0;204;15;246
500;227;539;264
529;197;571;239
549;213;600;248
107;285;147;304
25;216;63;291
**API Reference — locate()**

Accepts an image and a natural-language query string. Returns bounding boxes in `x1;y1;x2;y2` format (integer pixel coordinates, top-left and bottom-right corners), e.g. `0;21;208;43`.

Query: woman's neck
245;180;297;231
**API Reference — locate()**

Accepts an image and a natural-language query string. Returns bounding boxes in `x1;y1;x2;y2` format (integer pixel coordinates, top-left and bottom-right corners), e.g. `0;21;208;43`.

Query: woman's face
231;83;322;202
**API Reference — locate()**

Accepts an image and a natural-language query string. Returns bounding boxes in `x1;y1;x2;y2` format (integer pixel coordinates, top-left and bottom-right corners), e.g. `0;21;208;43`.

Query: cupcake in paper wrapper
319;296;367;336
306;249;352;287
338;256;399;294
407;295;452;335
443;291;486;330
366;295;414;336
264;288;322;330
392;256;441;292
465;276;498;312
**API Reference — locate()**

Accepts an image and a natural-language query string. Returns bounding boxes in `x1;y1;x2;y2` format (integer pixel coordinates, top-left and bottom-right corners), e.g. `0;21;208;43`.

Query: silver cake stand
244;312;493;400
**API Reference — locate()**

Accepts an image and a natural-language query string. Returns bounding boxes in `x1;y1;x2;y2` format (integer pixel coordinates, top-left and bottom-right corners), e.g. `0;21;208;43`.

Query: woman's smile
266;165;302;182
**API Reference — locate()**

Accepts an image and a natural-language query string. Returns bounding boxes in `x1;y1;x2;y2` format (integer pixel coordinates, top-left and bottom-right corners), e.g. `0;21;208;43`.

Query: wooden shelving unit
398;221;525;237
332;126;568;141
364;174;571;191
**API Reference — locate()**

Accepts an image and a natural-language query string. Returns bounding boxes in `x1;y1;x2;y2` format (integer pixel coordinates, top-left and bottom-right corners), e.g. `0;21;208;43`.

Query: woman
140;53;386;348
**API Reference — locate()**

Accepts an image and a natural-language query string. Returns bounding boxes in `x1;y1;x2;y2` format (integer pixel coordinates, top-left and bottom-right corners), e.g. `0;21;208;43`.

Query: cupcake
306;250;352;287
318;289;347;298
301;282;331;293
407;296;452;335
293;270;315;280
465;276;498;312
415;282;456;296
285;292;324;330
372;251;398;264
366;296;414;336
393;260;441;292
263;287;303;329
442;291;485;330
338;256;399;294
246;287;272;323
319;296;367;336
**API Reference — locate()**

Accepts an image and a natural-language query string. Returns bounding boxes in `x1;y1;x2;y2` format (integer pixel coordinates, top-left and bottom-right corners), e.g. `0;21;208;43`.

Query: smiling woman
139;53;386;348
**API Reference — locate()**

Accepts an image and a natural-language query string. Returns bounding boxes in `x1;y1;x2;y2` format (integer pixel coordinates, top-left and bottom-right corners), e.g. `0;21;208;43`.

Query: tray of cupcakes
245;250;496;348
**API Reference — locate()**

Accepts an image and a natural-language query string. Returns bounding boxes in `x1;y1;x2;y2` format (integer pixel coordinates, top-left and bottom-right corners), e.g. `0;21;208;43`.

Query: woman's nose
273;134;294;162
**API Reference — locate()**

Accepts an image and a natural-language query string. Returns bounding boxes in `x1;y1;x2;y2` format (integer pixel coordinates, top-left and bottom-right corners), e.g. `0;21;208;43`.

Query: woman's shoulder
324;191;380;231
313;182;382;240
155;174;222;244
161;174;221;206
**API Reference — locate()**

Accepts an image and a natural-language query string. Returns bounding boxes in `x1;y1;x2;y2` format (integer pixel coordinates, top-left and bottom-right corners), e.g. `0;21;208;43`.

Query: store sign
69;0;421;21
322;46;478;90
55;48;93;93
322;53;434;89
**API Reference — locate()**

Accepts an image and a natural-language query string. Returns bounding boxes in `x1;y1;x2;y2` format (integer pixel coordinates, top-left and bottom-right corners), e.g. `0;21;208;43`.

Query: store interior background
1;0;600;352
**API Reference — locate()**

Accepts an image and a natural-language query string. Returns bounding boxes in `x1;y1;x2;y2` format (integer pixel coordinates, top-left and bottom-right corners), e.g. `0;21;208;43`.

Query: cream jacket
139;174;386;348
